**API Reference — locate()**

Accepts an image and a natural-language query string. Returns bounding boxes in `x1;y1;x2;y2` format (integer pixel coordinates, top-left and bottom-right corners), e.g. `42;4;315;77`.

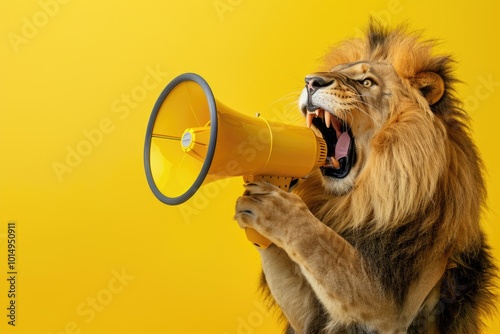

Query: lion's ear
411;72;445;105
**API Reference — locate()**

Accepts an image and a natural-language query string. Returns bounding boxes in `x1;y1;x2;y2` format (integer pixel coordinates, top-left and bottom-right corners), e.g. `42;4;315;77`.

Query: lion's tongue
335;131;351;160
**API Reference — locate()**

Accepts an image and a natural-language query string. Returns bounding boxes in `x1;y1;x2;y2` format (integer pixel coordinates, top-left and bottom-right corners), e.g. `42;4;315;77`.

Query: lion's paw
234;181;310;246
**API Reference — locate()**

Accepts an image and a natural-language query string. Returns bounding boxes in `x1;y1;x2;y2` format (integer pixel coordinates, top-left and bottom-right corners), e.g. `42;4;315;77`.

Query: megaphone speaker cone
144;73;218;205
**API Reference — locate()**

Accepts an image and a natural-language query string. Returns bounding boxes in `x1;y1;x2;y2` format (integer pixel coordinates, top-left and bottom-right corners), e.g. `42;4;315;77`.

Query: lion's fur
260;22;497;333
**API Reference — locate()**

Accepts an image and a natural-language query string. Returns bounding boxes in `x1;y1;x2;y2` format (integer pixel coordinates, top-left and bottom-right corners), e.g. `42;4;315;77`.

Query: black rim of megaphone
144;73;218;205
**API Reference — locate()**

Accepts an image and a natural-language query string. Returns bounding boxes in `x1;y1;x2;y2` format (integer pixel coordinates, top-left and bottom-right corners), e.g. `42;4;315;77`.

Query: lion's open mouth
305;109;356;179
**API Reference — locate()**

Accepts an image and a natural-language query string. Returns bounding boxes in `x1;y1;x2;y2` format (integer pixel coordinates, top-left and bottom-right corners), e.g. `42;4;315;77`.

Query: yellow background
1;0;499;333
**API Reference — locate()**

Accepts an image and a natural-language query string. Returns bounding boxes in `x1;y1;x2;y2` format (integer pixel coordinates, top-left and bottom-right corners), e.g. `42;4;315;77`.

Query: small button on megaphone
144;73;327;248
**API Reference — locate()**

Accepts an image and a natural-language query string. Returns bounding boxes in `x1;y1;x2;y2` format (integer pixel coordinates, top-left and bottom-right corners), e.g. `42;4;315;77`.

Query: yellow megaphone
144;73;327;248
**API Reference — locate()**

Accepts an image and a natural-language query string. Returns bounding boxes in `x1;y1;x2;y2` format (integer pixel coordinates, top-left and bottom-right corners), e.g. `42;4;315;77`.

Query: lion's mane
287;23;497;332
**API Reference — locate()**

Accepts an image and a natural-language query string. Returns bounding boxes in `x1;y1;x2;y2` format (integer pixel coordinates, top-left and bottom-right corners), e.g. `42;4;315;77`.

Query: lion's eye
362;78;374;87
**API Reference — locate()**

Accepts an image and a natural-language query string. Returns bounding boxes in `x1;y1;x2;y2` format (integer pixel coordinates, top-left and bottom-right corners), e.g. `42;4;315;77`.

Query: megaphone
144;73;327;248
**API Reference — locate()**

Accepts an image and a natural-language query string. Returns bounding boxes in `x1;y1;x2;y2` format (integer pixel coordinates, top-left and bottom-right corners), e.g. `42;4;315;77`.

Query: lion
234;22;497;333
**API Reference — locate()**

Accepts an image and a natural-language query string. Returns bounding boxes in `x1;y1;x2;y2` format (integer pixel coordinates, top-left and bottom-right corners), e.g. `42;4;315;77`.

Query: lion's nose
305;75;335;94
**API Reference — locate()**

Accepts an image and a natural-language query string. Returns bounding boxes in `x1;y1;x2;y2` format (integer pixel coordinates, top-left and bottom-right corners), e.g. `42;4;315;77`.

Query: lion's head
296;22;485;252
299;59;445;194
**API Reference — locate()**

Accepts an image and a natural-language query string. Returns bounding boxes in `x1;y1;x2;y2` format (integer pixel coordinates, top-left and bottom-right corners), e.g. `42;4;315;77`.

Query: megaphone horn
144;73;327;248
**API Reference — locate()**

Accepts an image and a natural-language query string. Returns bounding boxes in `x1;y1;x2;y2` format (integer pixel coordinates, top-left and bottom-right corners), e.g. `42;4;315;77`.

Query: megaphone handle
242;175;298;249
245;228;273;249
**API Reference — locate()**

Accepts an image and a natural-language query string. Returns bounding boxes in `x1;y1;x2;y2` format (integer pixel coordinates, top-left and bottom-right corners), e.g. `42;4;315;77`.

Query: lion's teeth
331;156;340;169
306;113;314;128
318;109;324;121
324;111;331;128
325;156;340;169
305;109;328;128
